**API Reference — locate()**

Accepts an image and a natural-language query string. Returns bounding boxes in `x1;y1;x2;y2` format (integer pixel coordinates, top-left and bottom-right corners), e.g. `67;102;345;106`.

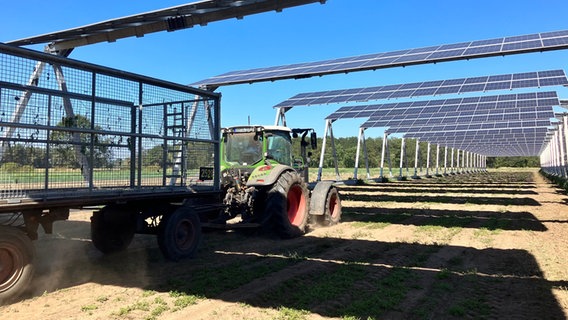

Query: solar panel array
193;30;568;88
325;92;559;157
404;128;550;156
273;70;568;108
327;91;559;120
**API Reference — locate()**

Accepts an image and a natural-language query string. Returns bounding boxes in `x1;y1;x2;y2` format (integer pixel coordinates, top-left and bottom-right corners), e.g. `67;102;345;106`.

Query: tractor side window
267;132;292;165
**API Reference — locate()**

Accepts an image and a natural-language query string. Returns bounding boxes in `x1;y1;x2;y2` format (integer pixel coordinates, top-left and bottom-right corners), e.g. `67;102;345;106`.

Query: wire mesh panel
0;44;220;208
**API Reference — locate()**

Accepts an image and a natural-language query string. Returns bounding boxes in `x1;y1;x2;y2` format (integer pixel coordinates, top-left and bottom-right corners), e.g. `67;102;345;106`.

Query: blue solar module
193;29;568;88
274;70;567;109
326;91;559;121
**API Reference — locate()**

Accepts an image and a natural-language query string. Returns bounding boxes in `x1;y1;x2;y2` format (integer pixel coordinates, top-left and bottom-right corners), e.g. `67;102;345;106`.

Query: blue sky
3;0;568;137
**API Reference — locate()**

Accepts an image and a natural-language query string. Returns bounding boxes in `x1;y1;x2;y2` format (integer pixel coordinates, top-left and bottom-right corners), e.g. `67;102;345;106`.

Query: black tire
311;186;342;227
0;226;35;305
157;207;202;261
265;171;309;238
91;205;136;254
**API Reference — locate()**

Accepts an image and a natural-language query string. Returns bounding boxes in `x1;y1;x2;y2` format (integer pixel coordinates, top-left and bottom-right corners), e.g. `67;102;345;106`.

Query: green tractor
210;125;341;237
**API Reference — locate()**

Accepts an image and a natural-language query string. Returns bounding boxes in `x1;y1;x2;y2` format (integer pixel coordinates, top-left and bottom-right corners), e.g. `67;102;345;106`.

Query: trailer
0;43;222;303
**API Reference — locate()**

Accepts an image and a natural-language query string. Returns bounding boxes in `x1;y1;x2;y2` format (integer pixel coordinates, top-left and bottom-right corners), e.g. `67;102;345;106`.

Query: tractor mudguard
309;181;336;216
309;181;342;226
246;164;294;187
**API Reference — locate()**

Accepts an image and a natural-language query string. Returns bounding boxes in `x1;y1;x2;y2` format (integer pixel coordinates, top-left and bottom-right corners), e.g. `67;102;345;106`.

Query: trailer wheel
310;186;342;226
157;208;202;261
91;206;136;254
266;171;309;238
0;226;35;305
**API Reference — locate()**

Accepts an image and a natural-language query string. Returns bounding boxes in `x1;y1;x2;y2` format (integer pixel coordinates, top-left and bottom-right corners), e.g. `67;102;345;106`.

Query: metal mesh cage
0;44;220;207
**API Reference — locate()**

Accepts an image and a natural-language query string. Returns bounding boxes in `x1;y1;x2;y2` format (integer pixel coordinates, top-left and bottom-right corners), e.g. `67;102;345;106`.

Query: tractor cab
221;125;293;169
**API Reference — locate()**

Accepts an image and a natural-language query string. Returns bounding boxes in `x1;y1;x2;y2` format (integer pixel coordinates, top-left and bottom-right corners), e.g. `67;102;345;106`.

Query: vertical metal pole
274;107;287;126
444;146;448;175
559;124;566;178
317;119;330;182
450;148;454;174
426;142;431;177
328;122;341;181
380;132;387;178
362;130;370;180
435;144;440;175
413;139;419;178
456;149;461;174
399;137;405;179
387;135;393;177
353;127;363;180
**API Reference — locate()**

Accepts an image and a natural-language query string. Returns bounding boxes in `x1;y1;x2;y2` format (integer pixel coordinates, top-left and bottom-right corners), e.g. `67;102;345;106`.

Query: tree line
2;133;539;172
293;136;539;169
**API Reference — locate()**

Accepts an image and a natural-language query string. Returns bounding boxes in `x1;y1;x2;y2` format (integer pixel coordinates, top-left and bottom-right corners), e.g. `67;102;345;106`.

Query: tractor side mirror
310;131;317;149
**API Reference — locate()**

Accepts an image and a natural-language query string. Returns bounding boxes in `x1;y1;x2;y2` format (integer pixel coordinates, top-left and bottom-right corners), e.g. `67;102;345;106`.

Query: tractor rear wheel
265;171;309;238
157;207;202;261
0;226;35;305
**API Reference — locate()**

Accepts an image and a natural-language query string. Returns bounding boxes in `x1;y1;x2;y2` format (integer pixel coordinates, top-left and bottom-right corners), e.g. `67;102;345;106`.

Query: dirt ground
1;168;568;319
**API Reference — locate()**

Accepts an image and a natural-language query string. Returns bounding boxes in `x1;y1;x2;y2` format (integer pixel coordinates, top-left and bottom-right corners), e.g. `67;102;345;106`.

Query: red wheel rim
0;246;23;292
287;185;306;226
328;193;339;219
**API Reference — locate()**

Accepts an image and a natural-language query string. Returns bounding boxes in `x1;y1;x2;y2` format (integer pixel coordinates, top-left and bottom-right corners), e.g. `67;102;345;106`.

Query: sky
2;0;568;138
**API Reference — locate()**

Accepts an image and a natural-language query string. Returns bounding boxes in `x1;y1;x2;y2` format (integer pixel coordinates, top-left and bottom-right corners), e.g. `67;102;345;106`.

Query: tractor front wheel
265;171;309;238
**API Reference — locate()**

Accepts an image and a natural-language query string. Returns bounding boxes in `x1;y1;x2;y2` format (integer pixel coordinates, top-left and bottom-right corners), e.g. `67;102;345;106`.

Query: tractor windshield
224;132;263;165
266;131;292;165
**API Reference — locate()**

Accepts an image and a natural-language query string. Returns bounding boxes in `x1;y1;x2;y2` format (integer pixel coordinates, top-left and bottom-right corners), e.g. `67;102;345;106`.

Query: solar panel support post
398;137;406;181
464;151;470;173
316;119;330;182
552;130;560;176
557;126;565;177
457;149;462;174
316;119;340;182
328;122;341;181
435;144;440;176
560;123;567;178
550;130;557;176
450;148;455;174
362;130;371;180
412;139;420;179
379;132;389;180
353;127;367;181
425;142;432;178
443;146;448;175
475;153;479;172
274;107;287;126
551;131;558;176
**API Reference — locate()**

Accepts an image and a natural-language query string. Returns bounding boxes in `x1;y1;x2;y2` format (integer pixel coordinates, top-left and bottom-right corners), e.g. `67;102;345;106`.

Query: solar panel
193;29;568;88
7;0;327;51
275;70;567;109
326;91;559;121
